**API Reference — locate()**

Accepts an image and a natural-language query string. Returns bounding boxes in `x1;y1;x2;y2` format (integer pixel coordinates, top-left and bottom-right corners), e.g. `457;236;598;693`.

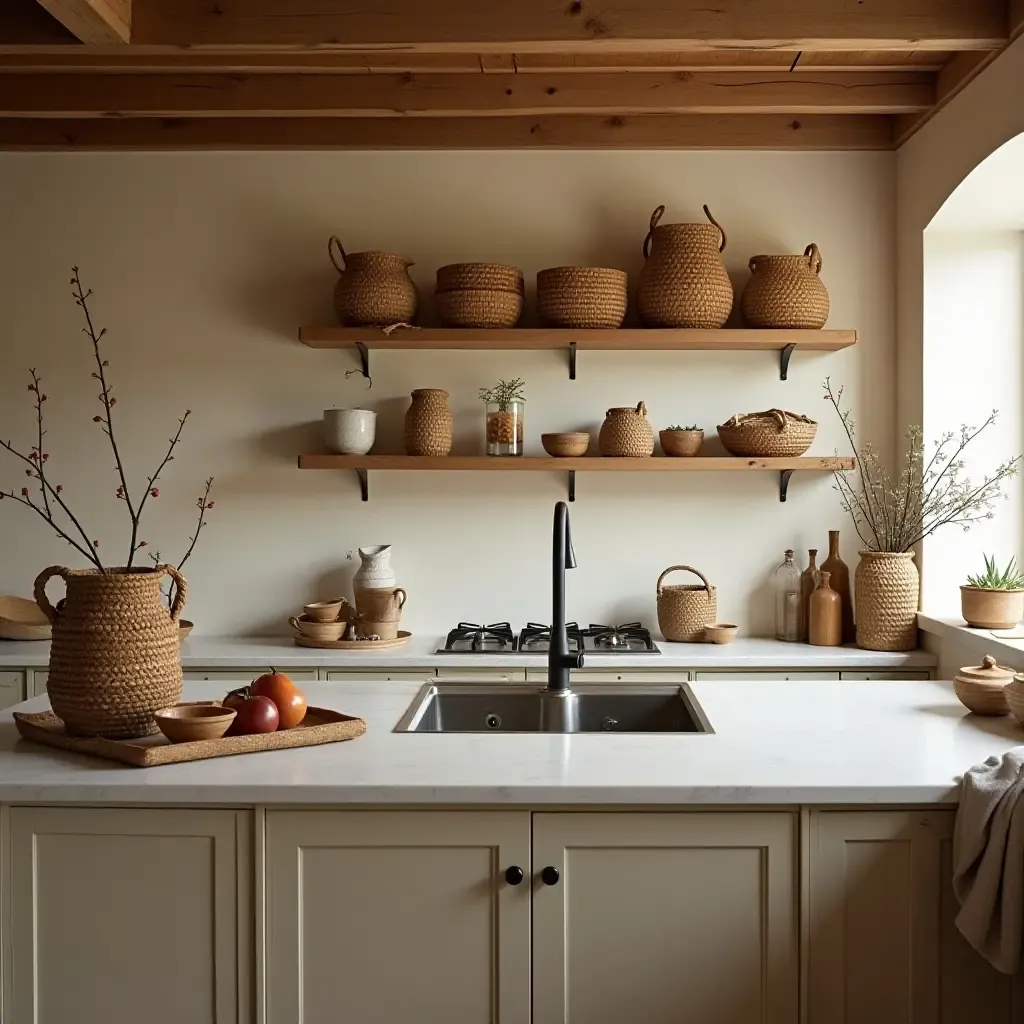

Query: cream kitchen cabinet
28;668;48;697
807;809;1024;1023
183;668;317;683
264;809;532;1023
0;671;24;709
3;806;252;1024
324;669;434;682
526;669;691;683
694;670;840;681
533;812;798;1024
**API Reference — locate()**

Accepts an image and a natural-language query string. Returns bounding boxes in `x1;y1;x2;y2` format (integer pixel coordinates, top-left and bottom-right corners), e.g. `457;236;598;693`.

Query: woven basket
436;288;523;329
329;237;418;327
854;551;919;652
537;267;628;329
718;409;817;458
404;388;453;455
436;263;524;294
657;565;718;642
741;243;830;330
637;205;734;329
599;402;654;457
34;565;186;739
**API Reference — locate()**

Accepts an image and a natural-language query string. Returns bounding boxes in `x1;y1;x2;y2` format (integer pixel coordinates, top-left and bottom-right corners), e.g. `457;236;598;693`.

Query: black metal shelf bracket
568;471;576;502
779;343;796;381
355;342;370;379
355;468;368;501
779;469;794;503
568;341;577;380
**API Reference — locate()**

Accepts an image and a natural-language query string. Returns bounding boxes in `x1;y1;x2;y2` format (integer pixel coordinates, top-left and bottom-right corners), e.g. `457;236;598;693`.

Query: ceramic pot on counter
954;655;1013;716
324;408;376;455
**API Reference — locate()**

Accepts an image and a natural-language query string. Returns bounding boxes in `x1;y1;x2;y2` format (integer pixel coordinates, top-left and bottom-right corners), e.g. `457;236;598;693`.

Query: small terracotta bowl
155;704;237;744
703;623;738;645
178;619;194;640
542;432;591;458
304;599;346;623
290;615;345;641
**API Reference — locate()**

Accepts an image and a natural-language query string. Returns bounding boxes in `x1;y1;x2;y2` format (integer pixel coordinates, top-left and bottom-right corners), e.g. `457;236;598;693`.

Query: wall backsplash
0;150;895;636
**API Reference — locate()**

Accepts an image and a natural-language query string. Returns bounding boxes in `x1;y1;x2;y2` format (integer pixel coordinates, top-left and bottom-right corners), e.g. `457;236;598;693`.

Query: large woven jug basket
854;551;920;652
35;565;187;739
656;565;718;642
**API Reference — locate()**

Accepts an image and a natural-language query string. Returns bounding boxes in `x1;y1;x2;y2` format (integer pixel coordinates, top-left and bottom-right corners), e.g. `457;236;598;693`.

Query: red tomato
250;669;308;729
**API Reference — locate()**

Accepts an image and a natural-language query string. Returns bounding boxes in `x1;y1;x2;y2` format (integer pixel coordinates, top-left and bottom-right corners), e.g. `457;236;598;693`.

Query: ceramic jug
328;236;418;327
637;204;734;329
353;545;395;590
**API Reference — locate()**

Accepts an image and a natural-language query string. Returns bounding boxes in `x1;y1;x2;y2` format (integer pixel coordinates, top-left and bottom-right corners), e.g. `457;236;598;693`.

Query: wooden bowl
155;704;237;744
289;615;345;641
954;676;1010;715
703;623;738;645
542;432;591;458
304;599;347;623
1005;676;1024;724
0;595;51;641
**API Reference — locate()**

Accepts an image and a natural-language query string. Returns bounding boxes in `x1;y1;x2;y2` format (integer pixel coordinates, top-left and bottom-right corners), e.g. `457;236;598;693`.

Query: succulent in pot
659;424;703;458
961;555;1024;630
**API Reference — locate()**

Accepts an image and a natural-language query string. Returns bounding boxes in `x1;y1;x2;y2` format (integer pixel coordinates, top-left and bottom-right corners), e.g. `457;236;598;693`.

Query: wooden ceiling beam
0;70;935;117
128;0;1008;52
34;0;131;43
0;113;896;150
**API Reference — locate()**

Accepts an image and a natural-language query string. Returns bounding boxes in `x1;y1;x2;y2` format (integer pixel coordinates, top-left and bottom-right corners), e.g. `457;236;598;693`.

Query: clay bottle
799;549;819;642
821;530;854;643
809;572;843;647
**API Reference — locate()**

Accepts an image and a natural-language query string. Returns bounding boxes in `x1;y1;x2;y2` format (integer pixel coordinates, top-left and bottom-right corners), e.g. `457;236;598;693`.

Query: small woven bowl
155;704;237;744
542;432;591;457
537;267;628;329
436;263;524;294
703;623;738;645
660;429;703;458
436;288;523;329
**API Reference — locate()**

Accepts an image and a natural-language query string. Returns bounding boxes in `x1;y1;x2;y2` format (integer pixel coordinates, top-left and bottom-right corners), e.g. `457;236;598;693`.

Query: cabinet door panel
0;670;24;709
533;812;798;1024
5;807;250;1024
693;671;840;681
324;670;433;682
808;809;1023;1024
265;809;531;1024
182;668;318;682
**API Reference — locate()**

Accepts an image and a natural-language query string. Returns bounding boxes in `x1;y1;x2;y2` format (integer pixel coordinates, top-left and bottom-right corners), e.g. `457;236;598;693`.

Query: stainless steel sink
394;684;713;734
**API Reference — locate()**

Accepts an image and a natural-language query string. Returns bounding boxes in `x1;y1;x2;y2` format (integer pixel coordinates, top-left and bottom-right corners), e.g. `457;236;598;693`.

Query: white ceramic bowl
324;408;376;455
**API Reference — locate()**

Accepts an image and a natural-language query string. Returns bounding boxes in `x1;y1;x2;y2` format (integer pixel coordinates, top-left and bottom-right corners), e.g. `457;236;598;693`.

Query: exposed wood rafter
33;0;131;44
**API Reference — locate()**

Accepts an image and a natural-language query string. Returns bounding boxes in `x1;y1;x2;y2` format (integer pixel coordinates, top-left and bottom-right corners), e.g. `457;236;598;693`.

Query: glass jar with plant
961;555;1024;630
659;423;703;458
824;378;1022;650
479;378;525;456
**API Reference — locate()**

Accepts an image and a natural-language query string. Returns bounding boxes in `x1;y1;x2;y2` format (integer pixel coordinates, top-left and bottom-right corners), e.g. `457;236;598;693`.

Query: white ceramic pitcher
353;545;395;590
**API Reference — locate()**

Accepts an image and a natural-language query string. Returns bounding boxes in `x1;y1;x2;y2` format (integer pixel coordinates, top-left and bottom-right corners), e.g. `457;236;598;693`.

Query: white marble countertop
0;678;1009;806
0;635;937;670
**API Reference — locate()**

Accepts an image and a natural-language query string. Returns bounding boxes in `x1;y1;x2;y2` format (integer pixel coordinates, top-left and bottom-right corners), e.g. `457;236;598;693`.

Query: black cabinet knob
541;865;560;886
505;865;524;886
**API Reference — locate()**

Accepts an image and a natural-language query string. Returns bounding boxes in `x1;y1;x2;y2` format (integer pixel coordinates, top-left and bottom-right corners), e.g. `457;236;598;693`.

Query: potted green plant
961;555;1024;629
659;424;703;458
479;378;525;457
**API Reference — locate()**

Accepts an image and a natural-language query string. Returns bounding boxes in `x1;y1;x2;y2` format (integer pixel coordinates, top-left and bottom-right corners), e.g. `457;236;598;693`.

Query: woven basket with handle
717;408;817;458
656;565;718;642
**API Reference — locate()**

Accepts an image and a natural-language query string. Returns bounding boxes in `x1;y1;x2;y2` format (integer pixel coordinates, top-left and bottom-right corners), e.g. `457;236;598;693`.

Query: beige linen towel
953;749;1024;974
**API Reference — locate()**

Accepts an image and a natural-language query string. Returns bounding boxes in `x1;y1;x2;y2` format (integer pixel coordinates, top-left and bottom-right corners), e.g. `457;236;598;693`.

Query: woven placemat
14;704;366;768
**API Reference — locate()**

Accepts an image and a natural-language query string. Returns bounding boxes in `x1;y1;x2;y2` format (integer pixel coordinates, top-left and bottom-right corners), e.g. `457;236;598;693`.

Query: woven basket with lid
35;565;187;739
657;565;718;642
718;409;817;458
854;551;920;652
741;243;830;329
537;267;628;329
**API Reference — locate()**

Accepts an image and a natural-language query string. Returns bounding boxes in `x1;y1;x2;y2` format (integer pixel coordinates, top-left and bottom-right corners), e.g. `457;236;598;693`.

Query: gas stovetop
436;621;660;655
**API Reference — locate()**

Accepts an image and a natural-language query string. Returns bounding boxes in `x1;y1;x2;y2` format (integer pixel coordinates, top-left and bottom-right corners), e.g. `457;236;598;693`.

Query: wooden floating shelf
298;326;857;381
298;454;856;503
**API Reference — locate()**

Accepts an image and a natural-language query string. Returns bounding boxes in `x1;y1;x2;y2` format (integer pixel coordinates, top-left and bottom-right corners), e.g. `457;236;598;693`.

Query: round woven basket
656;565;718;642
404;388;453;456
854;551;919;652
741;243;829;330
436;288;523;329
717;409;817;458
35;565;186;739
537;267;628;329
599;402;654;457
436;263;524;294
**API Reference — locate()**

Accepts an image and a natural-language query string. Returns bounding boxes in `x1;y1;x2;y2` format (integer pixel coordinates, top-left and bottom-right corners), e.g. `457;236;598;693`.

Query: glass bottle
799;549;820;642
485;399;525;456
774;549;801;642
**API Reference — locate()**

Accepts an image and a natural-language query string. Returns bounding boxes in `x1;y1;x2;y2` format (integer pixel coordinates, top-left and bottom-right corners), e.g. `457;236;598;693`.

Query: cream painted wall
0;151;894;636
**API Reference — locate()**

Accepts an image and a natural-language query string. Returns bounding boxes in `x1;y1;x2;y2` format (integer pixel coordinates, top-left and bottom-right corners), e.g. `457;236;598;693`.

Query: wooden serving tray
294;630;411;650
13;704;366;768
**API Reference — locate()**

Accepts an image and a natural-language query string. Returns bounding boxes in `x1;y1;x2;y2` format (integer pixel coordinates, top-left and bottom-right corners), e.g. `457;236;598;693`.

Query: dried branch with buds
824;378;1022;553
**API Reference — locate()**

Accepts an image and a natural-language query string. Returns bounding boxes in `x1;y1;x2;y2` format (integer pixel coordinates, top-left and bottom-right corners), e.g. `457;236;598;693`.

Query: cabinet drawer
694;671;840;681
839;671;932;680
0;670;24;709
325;670;433;682
182;668;318;683
436;668;527;683
526;669;691;684
29;669;48;697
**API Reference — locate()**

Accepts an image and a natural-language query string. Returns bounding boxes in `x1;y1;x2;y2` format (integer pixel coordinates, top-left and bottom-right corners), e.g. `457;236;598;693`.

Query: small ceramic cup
289;615;345;641
304;598;349;623
355;587;407;623
703;623;738;645
358;619;399;641
324;408;376;455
